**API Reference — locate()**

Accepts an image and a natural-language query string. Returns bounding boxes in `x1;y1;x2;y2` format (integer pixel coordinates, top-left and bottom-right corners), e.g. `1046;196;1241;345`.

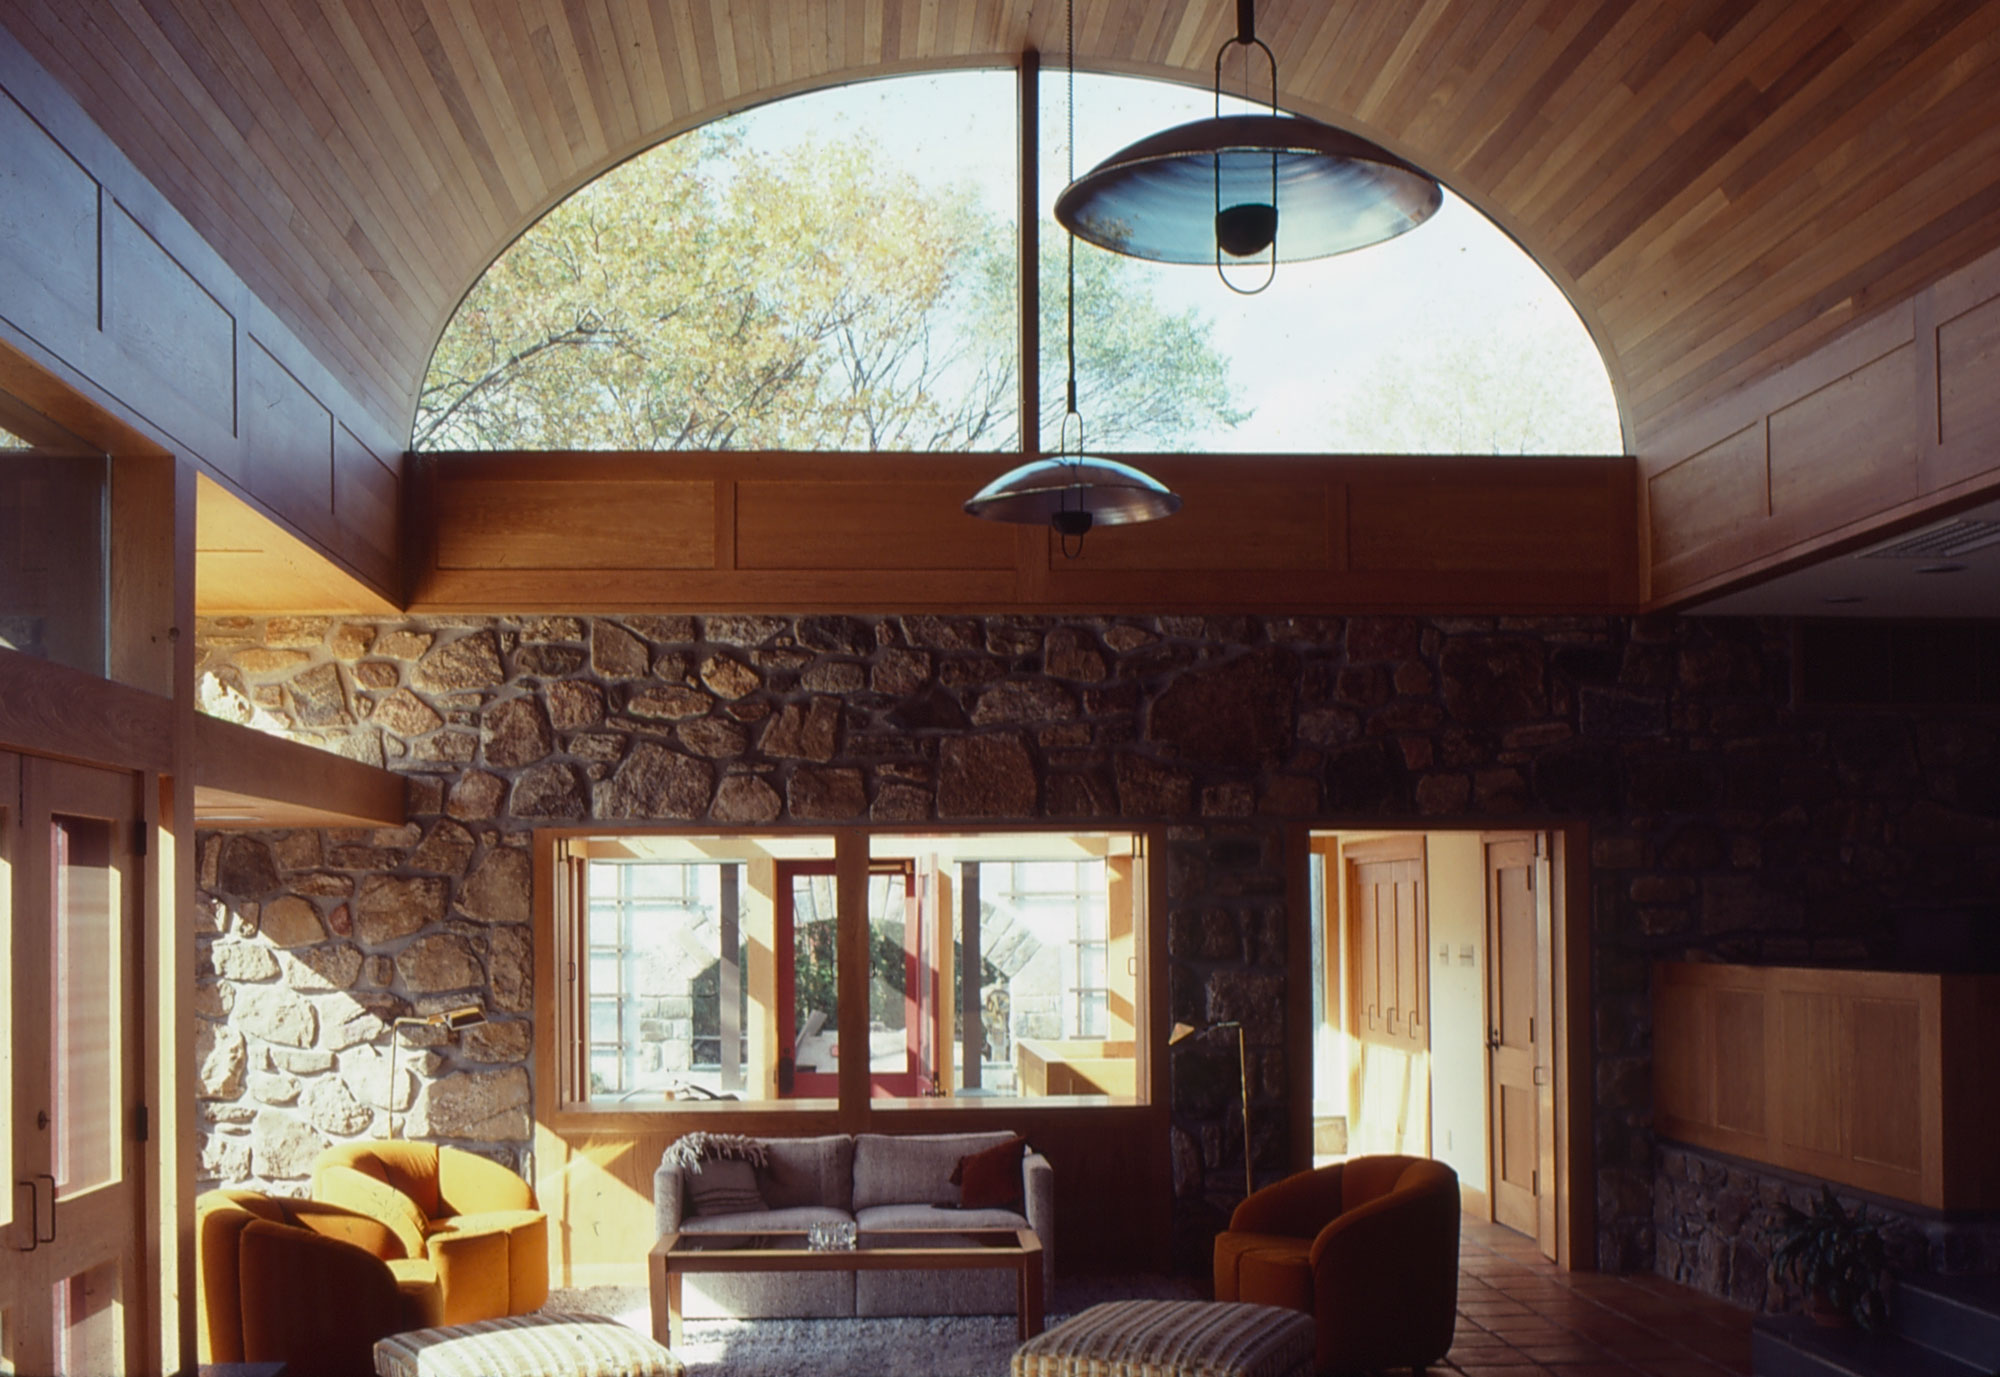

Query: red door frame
774;860;923;1099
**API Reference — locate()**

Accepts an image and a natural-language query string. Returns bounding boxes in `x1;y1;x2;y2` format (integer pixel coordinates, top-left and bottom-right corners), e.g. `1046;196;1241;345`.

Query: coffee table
648;1227;1044;1347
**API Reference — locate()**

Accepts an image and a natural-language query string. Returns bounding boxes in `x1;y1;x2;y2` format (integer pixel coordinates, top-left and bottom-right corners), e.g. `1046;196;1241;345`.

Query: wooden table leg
1019;1253;1044;1339
648;1248;670;1346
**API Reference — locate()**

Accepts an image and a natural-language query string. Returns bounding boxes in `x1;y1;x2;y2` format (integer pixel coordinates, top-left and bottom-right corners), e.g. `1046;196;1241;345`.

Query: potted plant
1767;1185;1889;1329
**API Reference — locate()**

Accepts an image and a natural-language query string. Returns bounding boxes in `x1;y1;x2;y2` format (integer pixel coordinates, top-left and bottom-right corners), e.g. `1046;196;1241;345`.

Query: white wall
1424;832;1490;1202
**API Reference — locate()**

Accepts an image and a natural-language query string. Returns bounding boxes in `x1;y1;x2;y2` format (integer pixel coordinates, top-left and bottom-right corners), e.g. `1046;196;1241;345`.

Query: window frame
538;824;1165;1129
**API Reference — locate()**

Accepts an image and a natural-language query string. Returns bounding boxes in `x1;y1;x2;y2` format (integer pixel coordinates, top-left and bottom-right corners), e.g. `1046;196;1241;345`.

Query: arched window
418;70;1621;457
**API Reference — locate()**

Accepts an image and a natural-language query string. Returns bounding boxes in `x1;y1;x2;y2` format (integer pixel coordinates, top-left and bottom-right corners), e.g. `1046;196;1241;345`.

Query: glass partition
568;834;836;1108
0;442;107;676
870;831;1142;1103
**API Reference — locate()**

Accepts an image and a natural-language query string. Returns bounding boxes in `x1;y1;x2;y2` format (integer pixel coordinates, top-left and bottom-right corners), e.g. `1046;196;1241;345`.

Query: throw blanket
662;1132;768;1172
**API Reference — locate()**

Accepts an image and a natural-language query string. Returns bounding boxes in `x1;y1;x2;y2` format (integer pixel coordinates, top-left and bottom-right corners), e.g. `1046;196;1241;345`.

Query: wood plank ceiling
5;0;1999;457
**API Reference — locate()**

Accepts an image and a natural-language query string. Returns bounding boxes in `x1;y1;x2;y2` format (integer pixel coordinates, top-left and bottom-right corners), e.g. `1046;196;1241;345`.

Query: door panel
1345;837;1428;1157
1348;843;1426;1055
5;756;146;1375
1486;833;1555;1257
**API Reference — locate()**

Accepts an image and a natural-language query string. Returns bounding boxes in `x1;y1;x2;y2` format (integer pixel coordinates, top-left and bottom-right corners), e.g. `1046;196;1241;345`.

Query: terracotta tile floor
1429;1220;1753;1376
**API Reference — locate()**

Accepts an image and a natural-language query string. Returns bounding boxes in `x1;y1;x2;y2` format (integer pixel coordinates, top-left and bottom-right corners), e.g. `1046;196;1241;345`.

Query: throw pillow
686;1158;765;1216
948;1136;1026;1210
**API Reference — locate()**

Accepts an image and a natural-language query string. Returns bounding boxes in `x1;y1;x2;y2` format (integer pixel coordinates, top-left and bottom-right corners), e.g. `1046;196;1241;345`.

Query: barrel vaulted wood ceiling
7;0;1999;457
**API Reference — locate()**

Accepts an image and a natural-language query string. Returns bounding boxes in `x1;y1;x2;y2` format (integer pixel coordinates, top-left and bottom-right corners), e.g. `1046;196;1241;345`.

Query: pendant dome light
966;0;1181;552
1054;0;1443;293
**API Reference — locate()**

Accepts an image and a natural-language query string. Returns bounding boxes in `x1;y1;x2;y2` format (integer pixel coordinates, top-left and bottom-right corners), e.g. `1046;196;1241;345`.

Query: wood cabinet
1653;962;2000;1210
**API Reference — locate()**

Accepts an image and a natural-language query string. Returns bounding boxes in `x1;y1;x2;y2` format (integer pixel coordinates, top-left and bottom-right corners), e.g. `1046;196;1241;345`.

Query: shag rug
544;1275;1203;1377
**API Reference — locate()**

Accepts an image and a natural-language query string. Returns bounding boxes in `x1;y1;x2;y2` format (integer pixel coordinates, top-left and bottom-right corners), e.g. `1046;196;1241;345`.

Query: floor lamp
1169;1019;1253;1198
389;1004;485;1139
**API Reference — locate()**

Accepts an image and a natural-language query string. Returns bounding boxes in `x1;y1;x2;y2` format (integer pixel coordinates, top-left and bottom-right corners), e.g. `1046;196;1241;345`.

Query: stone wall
192;611;2000;1280
1655;1142;2000;1307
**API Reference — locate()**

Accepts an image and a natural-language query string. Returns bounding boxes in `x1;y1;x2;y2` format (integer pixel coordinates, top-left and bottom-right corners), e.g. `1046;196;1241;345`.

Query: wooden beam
191;714;405;828
0;647;174;773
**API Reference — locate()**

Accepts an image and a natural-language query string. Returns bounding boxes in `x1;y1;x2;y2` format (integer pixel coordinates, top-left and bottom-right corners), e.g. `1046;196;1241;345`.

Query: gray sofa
652;1131;1054;1319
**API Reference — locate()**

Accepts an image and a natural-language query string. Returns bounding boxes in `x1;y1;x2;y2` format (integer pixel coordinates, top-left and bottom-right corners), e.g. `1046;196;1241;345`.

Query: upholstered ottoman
375;1314;684;1377
1013;1300;1315;1377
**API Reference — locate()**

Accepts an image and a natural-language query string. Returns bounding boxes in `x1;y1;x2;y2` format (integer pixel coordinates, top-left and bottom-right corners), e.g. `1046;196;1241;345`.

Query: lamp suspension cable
1057;0;1087;557
960;2;1182;541
1215;0;1279;295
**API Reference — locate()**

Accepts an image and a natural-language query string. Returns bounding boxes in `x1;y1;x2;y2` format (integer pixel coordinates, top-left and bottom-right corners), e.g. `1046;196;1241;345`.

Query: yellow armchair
197;1189;443;1377
1213;1155;1460;1376
312;1141;549;1324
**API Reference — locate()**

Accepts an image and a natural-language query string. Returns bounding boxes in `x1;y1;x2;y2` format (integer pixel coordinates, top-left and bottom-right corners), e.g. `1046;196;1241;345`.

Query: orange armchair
312;1141;549;1325
197;1189;444;1377
1213;1155;1460;1376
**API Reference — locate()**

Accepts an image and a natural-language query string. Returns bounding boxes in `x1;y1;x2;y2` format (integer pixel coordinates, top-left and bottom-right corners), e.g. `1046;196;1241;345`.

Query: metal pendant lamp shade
964;455;1182;529
1054;0;1442;271
1055;115;1442;264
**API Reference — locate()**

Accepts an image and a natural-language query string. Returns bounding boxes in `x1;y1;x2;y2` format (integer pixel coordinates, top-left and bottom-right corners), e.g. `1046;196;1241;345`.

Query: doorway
775;861;925;1099
1307;827;1581;1265
1;753;149;1374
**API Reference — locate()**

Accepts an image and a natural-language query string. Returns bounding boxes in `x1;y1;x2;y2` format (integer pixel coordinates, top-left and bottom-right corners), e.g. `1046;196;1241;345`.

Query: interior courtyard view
3;3;1999;1375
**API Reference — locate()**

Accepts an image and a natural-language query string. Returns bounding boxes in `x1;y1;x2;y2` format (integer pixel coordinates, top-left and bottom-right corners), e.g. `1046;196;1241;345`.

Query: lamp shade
1055;114;1441;264
963;455;1181;527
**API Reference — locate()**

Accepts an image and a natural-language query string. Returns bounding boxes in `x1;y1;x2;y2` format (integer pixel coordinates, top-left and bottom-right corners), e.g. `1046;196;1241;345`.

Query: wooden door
1347;838;1427;1053
1344;837;1428;1155
1485;833;1556;1257
4;756;148;1375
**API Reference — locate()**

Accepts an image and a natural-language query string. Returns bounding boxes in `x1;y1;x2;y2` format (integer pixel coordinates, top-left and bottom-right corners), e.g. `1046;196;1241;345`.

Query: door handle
11;1181;35;1251
1487;1029;1502;1049
35;1173;55;1243
15;1174;55;1249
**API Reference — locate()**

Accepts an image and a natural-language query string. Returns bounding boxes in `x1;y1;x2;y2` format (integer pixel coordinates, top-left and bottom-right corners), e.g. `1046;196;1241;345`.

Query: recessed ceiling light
1916;563;1968;574
1820;594;1865;604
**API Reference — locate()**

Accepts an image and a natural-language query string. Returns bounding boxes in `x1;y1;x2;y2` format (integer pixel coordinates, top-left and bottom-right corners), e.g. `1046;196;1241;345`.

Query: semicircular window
418;70;1621;456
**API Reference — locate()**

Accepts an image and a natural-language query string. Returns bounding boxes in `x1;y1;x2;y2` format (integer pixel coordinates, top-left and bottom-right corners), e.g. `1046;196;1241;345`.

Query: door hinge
1531;1169;1539;1195
132;819;148;856
134;1103;150;1143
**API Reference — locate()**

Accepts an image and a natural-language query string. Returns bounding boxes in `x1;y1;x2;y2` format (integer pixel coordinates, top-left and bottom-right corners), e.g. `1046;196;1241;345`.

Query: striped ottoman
1012;1300;1315;1377
374;1314;684;1377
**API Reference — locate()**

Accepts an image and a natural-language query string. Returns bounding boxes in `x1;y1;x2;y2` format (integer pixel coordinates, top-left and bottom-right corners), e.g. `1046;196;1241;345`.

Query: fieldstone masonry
1655;1142;2000;1306
194;612;2000;1289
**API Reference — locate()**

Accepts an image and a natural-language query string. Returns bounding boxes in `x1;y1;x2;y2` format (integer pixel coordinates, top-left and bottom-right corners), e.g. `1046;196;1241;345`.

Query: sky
602;69;1622;455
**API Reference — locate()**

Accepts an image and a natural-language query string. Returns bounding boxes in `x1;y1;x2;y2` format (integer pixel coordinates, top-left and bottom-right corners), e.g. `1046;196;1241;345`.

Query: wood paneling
1648;424;1766;568
195;474;397;616
7;0;2000;469
244;337;334;546
434;478;717;571
412;452;1637;614
738;482;1017;572
1063;480;1335;572
101;203;237;465
1938;294;2000;456
0;25;401;608
0;85;99;345
1653;962;2000;1211
1644;238;2000;606
332;423;397;590
1767;343;1917;521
